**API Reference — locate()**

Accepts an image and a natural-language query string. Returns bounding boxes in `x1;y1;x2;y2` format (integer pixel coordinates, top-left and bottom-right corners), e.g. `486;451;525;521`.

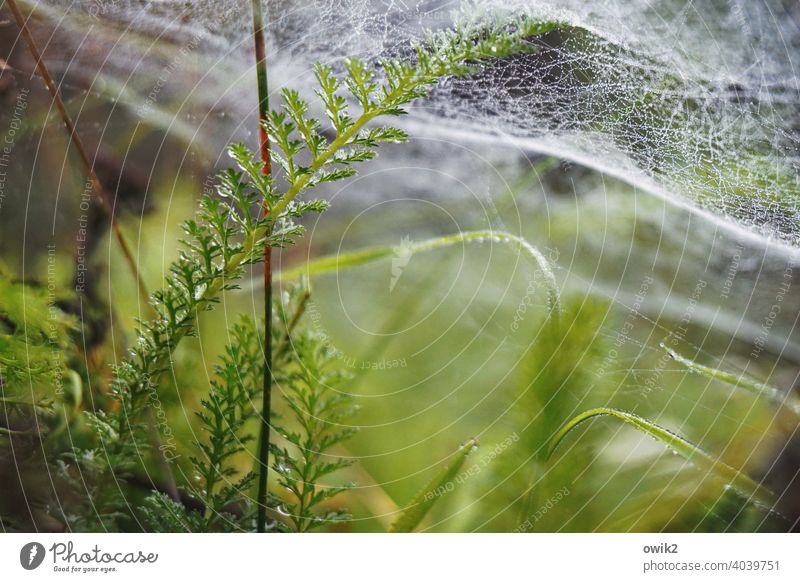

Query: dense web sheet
21;0;800;247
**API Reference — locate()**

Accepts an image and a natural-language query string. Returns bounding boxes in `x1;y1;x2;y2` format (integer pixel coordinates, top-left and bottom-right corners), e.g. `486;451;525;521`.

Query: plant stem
250;0;273;534
6;0;183;501
663;345;800;415
546;407;774;504
5;0;150;302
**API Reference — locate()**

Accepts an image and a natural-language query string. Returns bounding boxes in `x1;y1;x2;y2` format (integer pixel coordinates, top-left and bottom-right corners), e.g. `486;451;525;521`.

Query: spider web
21;0;800;248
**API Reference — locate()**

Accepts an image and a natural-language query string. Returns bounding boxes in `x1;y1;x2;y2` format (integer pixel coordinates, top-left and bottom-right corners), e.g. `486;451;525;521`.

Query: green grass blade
276;230;560;314
546;407;774;504
389;438;478;533
663;345;799;414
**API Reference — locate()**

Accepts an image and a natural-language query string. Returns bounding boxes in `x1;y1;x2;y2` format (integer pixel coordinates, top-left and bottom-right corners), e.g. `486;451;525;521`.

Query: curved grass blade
663;345;800;415
389;438;478;533
276;230;560;314
546;407;774;504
